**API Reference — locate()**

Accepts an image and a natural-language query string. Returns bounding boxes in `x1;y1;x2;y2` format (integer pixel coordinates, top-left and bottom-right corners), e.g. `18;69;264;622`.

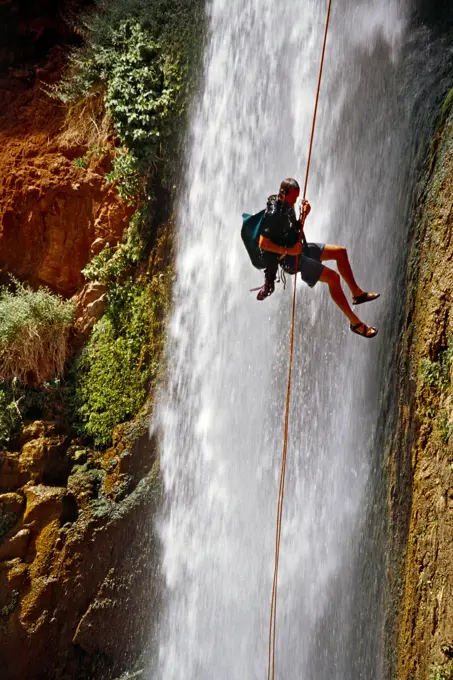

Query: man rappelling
242;178;379;338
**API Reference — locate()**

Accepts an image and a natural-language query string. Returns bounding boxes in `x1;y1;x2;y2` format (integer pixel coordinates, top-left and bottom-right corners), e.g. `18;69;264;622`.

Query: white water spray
152;1;410;678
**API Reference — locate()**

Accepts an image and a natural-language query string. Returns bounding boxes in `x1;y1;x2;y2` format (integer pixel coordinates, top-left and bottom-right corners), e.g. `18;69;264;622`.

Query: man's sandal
352;292;380;306
350;322;378;339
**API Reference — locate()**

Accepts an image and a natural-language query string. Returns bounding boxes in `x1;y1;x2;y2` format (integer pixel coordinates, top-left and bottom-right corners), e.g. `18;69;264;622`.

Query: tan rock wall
387;104;453;679
0;420;161;680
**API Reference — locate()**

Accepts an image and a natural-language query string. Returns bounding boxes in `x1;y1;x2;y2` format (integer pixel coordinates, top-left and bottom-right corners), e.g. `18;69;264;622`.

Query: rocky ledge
0;416;161;680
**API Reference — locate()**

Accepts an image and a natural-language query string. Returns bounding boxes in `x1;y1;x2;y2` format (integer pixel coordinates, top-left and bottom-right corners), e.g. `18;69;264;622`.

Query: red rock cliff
0;66;133;296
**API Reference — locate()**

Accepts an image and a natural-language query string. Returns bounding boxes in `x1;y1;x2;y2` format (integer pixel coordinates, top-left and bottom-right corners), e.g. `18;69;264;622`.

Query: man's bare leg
320;244;363;297
318;265;377;340
319;267;361;325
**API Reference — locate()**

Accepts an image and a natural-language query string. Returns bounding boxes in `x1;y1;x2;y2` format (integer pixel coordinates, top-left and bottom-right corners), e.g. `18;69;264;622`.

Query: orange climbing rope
267;2;333;679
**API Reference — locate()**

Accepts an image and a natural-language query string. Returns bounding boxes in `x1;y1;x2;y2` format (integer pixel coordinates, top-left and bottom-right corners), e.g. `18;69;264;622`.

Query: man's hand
300;199;311;220
287;242;303;256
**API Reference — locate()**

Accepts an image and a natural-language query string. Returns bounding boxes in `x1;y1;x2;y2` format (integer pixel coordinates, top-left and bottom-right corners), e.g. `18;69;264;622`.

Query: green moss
438;409;453;443
440;88;453;125
429;662;453;680
75;275;167;447
419;339;453;391
91;497;113;519
0;590;19;618
0;512;19;542
116;459;162;518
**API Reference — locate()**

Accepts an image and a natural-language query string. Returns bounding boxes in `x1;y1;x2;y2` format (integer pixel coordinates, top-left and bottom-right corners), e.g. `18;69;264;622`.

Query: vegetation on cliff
0;282;74;446
0;1;203;678
1;0;203;450
387;90;453;680
0;280;74;384
76;265;169;446
57;0;204;193
57;0;203;447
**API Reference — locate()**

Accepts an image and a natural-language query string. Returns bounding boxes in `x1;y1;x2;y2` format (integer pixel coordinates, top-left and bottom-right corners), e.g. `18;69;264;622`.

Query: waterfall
150;1;417;678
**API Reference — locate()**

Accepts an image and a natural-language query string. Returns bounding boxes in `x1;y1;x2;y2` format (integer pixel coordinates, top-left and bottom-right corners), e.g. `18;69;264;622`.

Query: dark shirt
259;195;301;248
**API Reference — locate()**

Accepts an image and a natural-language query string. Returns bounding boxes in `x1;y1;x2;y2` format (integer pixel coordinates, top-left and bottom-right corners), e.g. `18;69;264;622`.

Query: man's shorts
282;243;325;288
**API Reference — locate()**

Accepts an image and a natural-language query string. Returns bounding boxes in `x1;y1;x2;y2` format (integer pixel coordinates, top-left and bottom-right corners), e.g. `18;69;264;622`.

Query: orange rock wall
0;64;133;296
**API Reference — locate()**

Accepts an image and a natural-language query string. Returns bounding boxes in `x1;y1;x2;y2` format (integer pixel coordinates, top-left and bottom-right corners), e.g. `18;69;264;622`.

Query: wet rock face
0;420;161;680
412;0;453;25
388;105;453;680
411;0;453;38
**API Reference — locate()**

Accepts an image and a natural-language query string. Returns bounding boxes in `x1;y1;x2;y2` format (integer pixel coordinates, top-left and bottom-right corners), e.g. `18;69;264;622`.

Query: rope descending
267;2;333;678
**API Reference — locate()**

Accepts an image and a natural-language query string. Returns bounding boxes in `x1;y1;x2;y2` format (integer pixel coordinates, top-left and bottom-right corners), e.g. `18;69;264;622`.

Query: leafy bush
75;276;167;446
102;21;172;152
55;1;204;192
105;147;142;202
0;281;74;383
41;0;199;446
419;358;443;388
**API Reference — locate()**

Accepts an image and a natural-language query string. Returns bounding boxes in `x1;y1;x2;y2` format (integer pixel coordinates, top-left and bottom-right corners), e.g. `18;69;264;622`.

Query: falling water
148;1;435;678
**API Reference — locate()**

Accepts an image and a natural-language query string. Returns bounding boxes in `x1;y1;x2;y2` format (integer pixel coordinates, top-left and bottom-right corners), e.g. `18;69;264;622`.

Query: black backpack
241;210;266;270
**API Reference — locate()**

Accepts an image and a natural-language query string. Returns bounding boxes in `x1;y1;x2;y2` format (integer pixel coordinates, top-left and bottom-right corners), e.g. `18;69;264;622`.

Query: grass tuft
0;281;74;384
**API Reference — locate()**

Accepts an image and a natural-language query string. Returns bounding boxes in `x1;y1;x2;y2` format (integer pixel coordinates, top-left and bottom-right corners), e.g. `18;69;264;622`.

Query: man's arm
259;235;302;256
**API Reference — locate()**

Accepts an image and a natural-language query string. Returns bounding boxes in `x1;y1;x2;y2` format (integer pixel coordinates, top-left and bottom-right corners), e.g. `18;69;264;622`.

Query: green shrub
0;281;74;383
419;358;442;388
54;1;204;190
419;340;453;391
75;277;167;446
102;21;172;151
105;147;142;203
